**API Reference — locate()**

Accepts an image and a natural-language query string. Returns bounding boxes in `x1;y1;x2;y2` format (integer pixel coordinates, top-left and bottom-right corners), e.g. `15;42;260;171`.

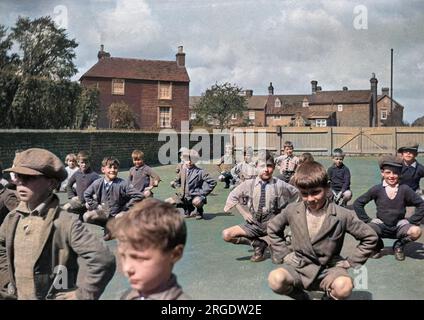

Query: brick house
80;45;190;130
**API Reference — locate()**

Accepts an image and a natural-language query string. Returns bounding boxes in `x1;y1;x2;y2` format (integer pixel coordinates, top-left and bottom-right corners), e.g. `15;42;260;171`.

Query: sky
1;0;423;123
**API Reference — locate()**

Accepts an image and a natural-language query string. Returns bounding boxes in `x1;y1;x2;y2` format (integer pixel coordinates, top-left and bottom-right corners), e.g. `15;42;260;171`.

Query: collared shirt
14;194;53;300
382;180;399;200
275;154;299;174
103;180;113;192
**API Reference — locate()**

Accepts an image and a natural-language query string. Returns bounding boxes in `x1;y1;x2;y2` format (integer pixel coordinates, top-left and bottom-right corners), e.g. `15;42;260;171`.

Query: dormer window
302;98;309;108
275;98;281;108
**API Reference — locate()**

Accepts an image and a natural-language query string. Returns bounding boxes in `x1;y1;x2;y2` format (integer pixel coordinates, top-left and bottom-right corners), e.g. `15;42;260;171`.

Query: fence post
394;127;397;154
329;127;333;156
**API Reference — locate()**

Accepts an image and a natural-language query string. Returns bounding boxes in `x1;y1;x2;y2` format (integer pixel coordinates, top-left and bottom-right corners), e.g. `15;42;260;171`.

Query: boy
128;150;161;198
63;151;100;216
230;147;257;189
223;151;299;262
84;157;144;239
275;141;299;183
109;198;189;300
327;148;352;207
0;148;116;300
166;149;216;220
398;143;424;196
353;154;424;261
60;153;78;192
217;143;235;189
267;161;378;300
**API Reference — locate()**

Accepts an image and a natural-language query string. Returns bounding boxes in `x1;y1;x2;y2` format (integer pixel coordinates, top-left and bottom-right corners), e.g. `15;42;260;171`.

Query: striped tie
256;182;267;221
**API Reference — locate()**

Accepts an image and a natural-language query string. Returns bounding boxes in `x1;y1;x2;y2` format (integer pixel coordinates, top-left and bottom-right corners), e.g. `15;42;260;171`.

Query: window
159;107;172;128
112;79;125;95
158;82;172;100
316;119;327;127
275;98;281;108
249;111;255;120
231;114;237;120
338;104;343;112
274;115;282;120
381;109;388;120
302;98;309;108
190;112;197;120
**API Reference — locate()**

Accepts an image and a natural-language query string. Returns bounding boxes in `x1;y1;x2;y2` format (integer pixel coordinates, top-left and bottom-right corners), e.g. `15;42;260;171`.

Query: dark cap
398;143;419;154
333;148;345;158
4;148;67;182
378;154;403;170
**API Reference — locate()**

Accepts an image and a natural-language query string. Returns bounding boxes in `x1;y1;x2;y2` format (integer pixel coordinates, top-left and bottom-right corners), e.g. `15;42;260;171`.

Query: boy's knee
408;226;422;240
222;229;232;242
268;268;293;294
330;276;353;300
192;196;204;208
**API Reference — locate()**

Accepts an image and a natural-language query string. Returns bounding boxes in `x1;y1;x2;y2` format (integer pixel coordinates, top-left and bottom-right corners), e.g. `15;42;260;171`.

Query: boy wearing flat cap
398;143;424;196
223;151;299;262
166;149;217;220
353;154;424;261
0;148;116;300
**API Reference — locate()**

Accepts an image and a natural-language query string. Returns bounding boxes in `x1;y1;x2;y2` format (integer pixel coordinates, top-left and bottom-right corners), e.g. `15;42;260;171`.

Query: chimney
97;44;110;60
382;87;389;96
176;46;185;67
370;73;378;127
343;86;348;91
245;89;253;97
268;82;274;95
311;80;318;94
316;86;322;92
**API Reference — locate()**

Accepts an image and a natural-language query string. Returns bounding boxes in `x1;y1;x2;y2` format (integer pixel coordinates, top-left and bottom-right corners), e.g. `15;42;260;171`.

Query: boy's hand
371;218;383;225
53;290;78;300
335;260;351;269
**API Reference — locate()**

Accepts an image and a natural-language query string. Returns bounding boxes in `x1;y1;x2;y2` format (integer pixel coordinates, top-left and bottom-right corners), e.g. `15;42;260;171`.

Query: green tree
193;82;248;130
0;25;18;71
11;16;78;80
74;86;99;129
107;101;136;129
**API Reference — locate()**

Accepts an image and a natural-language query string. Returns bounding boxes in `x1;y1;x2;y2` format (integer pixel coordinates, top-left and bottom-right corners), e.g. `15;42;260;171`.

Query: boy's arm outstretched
405;187;424;225
267;209;291;264
223;181;254;222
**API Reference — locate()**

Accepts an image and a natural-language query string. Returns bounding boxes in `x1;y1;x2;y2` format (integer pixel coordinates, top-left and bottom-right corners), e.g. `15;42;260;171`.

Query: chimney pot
316;86;322;92
311;80;318;94
343;86;348;91
268;82;274;95
245;89;253;97
176;46;186;67
382;87;389;95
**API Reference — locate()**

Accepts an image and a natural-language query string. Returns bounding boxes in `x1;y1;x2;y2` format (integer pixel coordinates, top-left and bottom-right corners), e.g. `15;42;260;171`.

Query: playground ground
56;156;424;300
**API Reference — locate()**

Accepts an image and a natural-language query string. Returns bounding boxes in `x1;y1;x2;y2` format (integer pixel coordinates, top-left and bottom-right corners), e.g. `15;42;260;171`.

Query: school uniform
275;155;299;183
225;176;299;238
399;160;424;193
268;201;378;291
84;177;144;219
327;164;352;205
121;274;190;300
353;182;424;239
65;169;100;215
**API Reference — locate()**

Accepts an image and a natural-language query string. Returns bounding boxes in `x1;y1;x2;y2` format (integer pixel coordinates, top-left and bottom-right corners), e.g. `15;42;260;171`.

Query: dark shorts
281;263;350;292
369;222;413;239
240;221;268;238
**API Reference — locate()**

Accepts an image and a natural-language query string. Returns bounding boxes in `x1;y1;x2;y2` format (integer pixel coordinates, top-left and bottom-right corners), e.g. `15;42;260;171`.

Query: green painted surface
56;156;424;300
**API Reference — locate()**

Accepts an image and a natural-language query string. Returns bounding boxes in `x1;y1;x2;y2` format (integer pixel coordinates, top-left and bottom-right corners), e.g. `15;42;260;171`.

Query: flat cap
398;143;419;154
4;148;67;182
378;154;403;170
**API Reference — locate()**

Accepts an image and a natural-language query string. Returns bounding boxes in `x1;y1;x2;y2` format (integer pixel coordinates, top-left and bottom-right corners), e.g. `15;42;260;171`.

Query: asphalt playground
56;156;424;300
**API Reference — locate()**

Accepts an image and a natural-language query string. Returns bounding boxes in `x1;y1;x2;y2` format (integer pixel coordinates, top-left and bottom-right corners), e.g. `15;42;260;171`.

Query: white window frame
315;119;327;127
275;98;281;108
302;99;309;108
190;112;197;120
248;111;255;120
231;114;237;120
274;115;282;120
159;107;172;128
337;104;343;112
158;81;172;100
381;109;388;120
112;79;125;95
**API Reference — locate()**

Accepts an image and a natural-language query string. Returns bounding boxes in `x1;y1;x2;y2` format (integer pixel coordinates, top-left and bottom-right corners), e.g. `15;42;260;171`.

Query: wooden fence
231;127;424;156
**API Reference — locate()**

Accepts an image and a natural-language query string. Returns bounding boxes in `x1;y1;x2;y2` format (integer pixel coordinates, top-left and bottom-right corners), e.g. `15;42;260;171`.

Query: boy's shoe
250;240;267;262
393;240;405;261
195;207;204;220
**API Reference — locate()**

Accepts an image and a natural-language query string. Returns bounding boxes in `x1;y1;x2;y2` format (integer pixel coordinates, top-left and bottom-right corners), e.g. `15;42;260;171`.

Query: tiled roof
309;90;371;104
189;95;268;110
80;57;190;82
266;95;309;115
307;111;335;119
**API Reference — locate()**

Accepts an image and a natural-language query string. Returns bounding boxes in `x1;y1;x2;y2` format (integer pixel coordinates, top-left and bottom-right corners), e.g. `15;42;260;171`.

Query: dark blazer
268;201;378;288
176;166;216;199
0;186;19;226
0;195;116;300
84;177;144;217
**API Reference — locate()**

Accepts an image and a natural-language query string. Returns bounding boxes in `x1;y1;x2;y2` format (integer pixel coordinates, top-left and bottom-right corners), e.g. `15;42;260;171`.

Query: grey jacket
268;201;378;288
0;195;116;300
174;166;216;199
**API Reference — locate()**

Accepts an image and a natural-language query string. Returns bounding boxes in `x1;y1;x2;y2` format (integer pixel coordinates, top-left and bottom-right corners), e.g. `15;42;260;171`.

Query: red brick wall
377;96;404;126
309;103;371;127
81;78;189;131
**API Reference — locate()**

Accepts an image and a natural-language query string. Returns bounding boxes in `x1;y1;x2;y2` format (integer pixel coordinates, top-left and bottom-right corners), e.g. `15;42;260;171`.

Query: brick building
80;45;190;130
